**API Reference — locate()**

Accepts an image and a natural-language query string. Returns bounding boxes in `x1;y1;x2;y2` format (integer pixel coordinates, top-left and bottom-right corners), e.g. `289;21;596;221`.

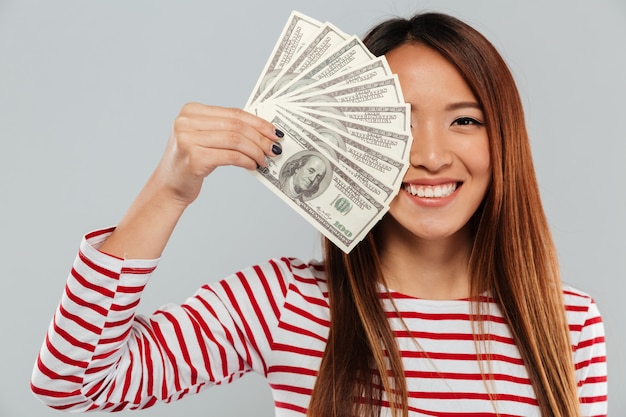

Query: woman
31;12;607;417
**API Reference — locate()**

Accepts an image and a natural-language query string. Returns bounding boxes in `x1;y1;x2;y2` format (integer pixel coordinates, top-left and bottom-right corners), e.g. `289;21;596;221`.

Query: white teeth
405;182;457;198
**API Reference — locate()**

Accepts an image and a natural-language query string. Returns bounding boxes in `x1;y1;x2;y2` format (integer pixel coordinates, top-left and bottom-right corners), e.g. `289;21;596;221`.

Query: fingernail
275;128;285;138
271;142;283;155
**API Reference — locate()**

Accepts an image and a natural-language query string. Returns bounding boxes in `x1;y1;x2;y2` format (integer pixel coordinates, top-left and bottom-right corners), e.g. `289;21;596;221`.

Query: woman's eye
453;117;483;126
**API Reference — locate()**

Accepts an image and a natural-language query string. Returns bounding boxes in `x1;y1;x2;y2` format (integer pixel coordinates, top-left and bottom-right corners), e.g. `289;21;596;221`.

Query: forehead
385;43;454;75
303;156;325;169
385;43;478;105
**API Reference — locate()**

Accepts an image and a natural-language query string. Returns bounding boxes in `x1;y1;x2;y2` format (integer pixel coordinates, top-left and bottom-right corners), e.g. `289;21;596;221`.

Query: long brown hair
307;12;580;417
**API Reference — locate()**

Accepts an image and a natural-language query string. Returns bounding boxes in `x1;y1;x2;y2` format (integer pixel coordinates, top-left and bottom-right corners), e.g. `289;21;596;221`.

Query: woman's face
383;43;491;242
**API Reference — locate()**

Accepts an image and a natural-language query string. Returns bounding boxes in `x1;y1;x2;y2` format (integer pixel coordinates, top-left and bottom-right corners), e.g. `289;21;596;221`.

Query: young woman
31;12;607;417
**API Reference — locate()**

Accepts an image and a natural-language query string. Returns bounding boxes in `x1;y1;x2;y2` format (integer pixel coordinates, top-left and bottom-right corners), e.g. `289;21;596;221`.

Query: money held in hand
245;10;412;253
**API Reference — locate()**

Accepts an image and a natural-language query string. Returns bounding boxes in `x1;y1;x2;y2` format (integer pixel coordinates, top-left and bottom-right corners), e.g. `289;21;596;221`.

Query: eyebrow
445;101;483;111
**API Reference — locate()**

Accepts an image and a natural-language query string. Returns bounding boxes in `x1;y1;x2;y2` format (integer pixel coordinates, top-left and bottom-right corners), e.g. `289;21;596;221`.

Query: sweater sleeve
30;228;293;412
573;298;608;417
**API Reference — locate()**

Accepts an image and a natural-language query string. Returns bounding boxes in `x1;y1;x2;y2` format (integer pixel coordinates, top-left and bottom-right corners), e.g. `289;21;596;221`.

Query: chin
379;214;460;243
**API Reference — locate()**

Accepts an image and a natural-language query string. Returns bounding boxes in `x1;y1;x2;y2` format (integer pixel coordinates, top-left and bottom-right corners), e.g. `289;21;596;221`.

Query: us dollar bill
289;103;410;133
253;23;350;104
277;111;399;204
269;109;396;204
276;106;408;197
269;36;376;100
277;56;393;100
280;75;405;108
278;104;412;160
245;11;323;109
251;113;389;253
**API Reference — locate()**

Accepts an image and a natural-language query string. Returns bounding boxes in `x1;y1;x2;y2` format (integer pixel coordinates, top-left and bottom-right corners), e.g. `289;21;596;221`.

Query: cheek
474;154;491;181
463;138;491;180
472;153;492;202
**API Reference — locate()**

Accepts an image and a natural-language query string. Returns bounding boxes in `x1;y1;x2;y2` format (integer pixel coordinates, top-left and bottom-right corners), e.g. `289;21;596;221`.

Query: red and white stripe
31;228;607;416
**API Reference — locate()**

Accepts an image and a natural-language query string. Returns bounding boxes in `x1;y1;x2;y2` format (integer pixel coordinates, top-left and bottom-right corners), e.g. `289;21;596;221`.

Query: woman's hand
98;103;283;259
155;103;283;207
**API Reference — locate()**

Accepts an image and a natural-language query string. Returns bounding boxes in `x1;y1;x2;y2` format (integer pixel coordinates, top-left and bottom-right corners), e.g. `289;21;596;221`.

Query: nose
409;123;452;172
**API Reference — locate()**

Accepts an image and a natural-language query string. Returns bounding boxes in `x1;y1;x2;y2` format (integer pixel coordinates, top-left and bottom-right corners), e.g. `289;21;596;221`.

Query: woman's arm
30;103;284;410
30;230;295;412
99;103;283;260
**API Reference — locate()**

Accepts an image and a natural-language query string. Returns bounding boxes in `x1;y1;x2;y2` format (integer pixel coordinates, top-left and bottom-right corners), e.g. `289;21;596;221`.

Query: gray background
1;0;624;416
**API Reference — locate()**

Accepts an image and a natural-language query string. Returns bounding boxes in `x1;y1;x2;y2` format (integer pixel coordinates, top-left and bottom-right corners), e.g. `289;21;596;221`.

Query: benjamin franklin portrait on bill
279;150;332;201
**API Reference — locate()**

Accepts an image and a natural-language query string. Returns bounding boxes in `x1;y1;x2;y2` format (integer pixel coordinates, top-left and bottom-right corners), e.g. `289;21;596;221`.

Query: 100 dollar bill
254;23;349;104
251;113;389;252
245;11;323;109
277;106;408;200
282;75;405;107
273;108;398;204
290;103;410;133
269;36;375;101
276;55;393;102
279;104;412;160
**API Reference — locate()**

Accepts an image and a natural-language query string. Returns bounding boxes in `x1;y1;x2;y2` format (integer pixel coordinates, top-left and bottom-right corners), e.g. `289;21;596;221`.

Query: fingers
168;103;286;182
180;102;281;142
177;129;271;172
174;103;283;168
152;102;286;207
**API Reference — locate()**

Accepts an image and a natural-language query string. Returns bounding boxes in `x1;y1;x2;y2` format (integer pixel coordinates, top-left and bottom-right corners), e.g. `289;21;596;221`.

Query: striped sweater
31;228;608;416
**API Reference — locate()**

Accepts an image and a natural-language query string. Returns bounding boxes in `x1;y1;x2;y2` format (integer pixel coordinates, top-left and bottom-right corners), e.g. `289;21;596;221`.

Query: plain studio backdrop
1;0;624;416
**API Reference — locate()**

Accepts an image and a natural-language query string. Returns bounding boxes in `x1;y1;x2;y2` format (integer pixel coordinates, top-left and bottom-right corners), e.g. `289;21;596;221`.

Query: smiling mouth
402;182;459;198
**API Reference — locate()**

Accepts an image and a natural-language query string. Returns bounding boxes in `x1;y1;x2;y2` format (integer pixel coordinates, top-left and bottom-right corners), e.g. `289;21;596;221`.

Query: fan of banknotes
244;11;412;253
